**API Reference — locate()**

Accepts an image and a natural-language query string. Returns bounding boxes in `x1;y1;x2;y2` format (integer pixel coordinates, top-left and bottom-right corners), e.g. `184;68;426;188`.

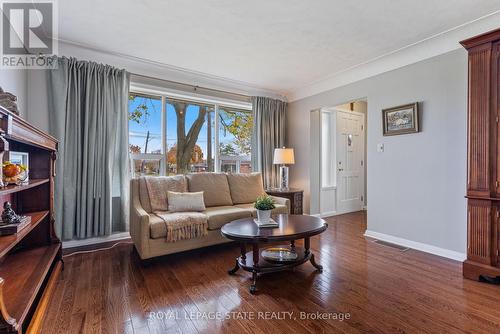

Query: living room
0;1;500;333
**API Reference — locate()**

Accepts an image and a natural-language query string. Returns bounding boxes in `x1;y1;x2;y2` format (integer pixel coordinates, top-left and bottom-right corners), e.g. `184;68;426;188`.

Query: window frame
129;83;253;176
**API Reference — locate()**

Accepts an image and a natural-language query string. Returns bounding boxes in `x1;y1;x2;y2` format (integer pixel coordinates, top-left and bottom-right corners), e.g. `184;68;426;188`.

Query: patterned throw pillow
167;191;206;212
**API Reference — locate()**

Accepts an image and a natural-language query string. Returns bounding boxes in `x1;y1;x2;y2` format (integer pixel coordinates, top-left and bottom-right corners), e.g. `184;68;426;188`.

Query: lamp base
279;165;289;191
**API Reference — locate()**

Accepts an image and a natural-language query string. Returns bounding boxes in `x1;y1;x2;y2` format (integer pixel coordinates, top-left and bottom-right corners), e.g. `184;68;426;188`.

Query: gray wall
0;69;27;118
287;49;467;254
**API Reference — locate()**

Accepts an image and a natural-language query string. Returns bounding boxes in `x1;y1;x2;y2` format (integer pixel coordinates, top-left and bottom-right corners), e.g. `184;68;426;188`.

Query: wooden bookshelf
0;106;60;334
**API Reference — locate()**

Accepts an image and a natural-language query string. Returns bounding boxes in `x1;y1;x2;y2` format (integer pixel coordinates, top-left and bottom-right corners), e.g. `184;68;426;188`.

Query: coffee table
221;214;328;294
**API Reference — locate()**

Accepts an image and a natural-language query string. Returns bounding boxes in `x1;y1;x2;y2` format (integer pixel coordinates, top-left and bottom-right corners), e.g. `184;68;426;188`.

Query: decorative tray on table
261;247;298;263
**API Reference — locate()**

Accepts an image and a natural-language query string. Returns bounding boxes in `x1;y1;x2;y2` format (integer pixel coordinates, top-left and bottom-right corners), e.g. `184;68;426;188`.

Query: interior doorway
315;100;367;217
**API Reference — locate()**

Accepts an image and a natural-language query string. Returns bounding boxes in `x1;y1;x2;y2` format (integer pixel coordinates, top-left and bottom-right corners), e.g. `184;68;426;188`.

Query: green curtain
47;57;130;240
251;96;287;189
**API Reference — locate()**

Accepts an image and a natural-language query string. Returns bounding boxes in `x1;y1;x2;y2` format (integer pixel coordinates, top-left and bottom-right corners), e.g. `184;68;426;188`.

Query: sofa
130;172;290;259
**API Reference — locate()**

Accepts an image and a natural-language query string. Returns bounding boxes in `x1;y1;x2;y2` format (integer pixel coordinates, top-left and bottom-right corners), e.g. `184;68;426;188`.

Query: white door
336;110;365;214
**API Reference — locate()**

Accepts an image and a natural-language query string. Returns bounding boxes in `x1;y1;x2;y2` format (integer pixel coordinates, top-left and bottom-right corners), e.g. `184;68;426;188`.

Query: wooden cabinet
461;29;500;280
265;188;303;215
0;106;60;333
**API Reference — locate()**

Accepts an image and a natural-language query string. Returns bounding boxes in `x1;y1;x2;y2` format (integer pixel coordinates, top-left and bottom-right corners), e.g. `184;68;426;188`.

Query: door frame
334;109;365;215
317;107;366;218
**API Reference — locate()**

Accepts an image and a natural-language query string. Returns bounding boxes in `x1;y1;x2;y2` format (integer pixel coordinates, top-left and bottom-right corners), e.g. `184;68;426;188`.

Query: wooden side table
266;188;303;214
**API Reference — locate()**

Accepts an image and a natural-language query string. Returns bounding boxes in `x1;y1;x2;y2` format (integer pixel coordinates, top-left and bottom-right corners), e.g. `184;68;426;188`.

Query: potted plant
254;195;275;223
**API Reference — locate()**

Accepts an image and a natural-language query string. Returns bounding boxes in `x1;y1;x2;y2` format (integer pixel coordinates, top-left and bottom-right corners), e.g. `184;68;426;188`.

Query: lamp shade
273;147;295;165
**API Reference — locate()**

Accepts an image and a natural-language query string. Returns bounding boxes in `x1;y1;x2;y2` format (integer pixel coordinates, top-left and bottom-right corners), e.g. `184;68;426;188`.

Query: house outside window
128;91;253;177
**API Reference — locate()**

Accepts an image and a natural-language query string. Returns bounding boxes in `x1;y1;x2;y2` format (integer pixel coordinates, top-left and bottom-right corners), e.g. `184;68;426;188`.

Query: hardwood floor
39;212;500;333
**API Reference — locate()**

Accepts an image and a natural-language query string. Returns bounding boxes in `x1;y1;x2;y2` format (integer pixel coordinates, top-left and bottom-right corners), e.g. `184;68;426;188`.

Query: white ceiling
58;0;500;97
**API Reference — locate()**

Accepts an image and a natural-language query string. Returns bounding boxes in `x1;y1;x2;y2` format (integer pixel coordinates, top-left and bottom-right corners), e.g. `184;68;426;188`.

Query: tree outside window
128;92;252;176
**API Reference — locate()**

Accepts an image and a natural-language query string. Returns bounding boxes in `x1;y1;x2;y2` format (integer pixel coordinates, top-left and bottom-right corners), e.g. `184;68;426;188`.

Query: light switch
377;143;384;153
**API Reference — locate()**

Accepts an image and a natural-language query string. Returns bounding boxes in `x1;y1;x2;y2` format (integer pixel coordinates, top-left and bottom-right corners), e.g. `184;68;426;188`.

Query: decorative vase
256;209;271;223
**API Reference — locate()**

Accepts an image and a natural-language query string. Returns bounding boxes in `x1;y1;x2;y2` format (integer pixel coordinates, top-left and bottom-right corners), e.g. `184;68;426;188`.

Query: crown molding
287;10;500;102
57;39;288;101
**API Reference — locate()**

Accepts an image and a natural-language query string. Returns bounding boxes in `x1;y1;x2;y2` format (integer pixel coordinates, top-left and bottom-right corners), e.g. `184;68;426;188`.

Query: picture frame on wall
382;102;419;136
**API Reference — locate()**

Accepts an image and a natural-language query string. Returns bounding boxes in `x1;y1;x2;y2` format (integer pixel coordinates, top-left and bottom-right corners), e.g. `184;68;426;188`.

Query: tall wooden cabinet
0;106;61;333
462;28;500;280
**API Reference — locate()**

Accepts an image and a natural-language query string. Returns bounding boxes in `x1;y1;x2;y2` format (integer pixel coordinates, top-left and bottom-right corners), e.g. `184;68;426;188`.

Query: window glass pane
321;111;336;187
128;93;163;155
218;106;253;173
166;98;215;175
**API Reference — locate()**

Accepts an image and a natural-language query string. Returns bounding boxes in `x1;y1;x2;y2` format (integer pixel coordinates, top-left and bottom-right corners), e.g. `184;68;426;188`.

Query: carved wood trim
0;129;9;189
49;152;59;244
0;106;57;152
0;278;18;333
467;45;492;195
495;42;500;199
467;199;493;264
461;28;500;50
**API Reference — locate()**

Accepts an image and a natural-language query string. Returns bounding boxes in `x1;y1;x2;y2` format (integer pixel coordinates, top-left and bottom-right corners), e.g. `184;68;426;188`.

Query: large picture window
128;91;253;177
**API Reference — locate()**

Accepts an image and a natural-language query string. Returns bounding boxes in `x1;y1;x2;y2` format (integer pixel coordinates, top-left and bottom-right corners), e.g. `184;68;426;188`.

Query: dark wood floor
40;212;500;334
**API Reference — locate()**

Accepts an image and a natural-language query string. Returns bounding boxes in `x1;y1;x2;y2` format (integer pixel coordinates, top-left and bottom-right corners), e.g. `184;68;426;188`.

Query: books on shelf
0;216;31;236
253;218;279;228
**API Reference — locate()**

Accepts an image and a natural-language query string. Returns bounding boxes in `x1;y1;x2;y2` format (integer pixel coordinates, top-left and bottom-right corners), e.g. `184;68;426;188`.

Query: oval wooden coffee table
221;214;328;294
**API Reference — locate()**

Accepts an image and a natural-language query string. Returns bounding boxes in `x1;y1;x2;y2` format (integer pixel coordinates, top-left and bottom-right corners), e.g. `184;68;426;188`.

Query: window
219;106;253;173
128;93;164;177
166;98;215;175
128;91;253;177
321;111;336;188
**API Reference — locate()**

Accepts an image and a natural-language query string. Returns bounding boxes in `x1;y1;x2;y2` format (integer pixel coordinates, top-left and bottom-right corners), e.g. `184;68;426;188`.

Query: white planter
257;209;272;223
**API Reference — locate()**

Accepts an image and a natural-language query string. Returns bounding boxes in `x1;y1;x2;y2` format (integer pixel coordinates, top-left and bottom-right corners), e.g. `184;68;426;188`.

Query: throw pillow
167;191;206;212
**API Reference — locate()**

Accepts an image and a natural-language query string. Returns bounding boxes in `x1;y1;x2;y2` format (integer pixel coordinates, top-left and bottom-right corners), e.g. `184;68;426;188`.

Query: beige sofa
130;172;290;260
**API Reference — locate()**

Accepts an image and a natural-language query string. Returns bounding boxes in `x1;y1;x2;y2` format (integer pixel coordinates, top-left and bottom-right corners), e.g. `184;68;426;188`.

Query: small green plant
254;195;275;211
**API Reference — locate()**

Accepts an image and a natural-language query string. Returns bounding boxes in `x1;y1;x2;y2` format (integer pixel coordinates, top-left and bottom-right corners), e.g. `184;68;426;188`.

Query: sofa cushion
205;206;252;230
234;203;288;218
167;191;206;212
144;175;187;212
149;211;207;239
186;173;233;207
227;172;266;205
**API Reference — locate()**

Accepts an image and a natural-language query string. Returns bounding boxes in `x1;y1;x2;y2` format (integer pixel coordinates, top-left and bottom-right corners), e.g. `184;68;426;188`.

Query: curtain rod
130;72;251;99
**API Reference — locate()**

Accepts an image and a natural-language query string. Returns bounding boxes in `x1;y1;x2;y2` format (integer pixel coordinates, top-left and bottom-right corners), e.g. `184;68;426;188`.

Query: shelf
0;179;50;196
0;243;60;325
0;211;49;258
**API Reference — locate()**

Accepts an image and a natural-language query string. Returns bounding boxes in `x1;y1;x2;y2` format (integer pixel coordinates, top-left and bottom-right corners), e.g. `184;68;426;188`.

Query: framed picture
382;102;419;136
7;151;29;182
8;151;29;168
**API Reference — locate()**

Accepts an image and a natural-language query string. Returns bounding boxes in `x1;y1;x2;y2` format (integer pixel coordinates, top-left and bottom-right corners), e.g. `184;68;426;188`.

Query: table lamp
273;147;295;190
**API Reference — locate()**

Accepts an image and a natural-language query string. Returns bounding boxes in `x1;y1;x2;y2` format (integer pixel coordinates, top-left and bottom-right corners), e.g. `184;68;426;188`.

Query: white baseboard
310;211;337;218
62;232;131;249
364;230;466;262
312;210;368;218
320;211;337;218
